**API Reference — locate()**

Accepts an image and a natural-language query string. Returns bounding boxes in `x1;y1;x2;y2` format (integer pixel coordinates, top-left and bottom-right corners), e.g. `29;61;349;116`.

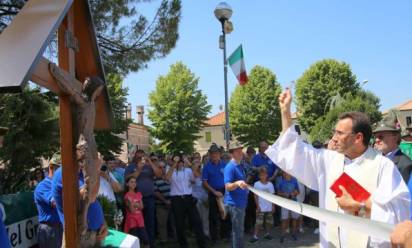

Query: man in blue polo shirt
52;159;107;247
252;141;279;182
202;143;230;243
224;142;248;248
34;155;62;248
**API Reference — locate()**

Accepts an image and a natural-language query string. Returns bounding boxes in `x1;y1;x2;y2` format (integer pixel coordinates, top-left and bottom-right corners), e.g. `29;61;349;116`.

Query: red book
330;172;371;202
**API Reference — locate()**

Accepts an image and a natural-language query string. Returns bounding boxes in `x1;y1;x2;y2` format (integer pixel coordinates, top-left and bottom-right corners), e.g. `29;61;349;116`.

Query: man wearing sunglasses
373;116;412;184
265;89;409;248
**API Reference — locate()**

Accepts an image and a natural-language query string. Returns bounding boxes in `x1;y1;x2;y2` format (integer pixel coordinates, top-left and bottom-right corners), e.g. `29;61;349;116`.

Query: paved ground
156;227;320;248
215;227;319;248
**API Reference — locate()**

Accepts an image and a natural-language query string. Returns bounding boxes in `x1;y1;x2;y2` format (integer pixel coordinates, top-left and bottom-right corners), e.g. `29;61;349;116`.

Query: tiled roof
205;111;300;125
396;99;412;111
383;99;412;114
205;112;225;126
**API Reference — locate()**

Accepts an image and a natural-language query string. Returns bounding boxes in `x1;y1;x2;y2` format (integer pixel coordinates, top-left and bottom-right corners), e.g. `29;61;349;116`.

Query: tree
95;73;129;157
1;0;179;158
90;0;181;75
148;62;211;154
0;0;182;76
309;90;382;143
295;59;360;133
0;1;181;192
0;87;60;194
229;66;282;146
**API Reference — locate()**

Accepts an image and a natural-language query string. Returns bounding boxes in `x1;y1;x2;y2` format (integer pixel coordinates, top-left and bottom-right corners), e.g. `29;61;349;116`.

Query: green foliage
229;66;282;146
95;73;130;158
148;135;162;155
295;59;360;133
89;0;181;76
0;0;181;156
98;195;117;228
0;87;59;194
0;0;181;192
148;62;211;154
309;90;382;143
0;0;182;76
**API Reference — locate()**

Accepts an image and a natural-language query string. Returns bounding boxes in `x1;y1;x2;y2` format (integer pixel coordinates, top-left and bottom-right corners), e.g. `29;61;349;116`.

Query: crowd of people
116;141;309;247
2;88;412;248
27;139;313;248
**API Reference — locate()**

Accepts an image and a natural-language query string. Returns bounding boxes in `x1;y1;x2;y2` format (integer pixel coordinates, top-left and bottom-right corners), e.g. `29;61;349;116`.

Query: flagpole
214;2;233;152
221;20;230;151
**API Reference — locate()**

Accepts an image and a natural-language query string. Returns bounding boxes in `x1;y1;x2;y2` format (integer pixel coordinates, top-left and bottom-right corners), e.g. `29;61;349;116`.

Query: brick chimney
136;105;144;125
126;103;132;120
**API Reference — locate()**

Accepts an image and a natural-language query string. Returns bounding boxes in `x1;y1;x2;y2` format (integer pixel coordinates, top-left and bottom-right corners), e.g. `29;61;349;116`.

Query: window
407;116;412;126
205;131;212;143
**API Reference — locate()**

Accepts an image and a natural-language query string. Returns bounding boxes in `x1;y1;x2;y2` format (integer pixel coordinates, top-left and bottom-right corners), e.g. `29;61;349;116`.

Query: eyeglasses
331;129;355;137
374;133;397;140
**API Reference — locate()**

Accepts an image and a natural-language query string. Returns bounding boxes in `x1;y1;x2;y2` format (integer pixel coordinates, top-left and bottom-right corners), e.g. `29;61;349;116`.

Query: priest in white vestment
265;89;410;248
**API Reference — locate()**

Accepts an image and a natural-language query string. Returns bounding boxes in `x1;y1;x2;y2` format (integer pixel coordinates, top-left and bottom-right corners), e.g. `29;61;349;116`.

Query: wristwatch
358;202;366;217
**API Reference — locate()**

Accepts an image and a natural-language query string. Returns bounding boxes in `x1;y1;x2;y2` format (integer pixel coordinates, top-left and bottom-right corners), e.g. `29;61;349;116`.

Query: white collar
385;148;400;161
344;147;371;165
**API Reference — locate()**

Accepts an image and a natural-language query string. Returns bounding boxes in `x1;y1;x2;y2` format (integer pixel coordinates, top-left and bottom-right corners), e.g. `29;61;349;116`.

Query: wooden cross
0;0;113;247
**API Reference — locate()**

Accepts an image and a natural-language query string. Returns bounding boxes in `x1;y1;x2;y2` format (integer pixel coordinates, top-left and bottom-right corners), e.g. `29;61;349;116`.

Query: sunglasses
374;133;397;140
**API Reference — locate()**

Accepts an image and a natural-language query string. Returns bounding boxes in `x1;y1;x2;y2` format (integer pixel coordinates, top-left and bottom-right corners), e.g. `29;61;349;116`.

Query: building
118;105;151;163
194;111;306;155
383;99;412;128
194;112;240;155
194;112;225;155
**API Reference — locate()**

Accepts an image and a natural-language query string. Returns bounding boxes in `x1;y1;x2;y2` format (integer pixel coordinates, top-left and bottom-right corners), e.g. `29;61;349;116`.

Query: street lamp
214;2;233;151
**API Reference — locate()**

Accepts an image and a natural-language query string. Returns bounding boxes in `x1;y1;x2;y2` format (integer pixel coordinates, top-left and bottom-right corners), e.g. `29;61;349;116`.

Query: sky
124;0;412;125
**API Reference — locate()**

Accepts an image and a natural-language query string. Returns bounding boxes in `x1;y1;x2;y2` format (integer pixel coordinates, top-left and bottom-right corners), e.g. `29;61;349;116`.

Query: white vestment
265;126;410;248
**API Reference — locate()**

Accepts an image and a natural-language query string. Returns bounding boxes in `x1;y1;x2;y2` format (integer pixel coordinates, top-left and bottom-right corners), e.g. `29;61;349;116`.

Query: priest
265;89;410;247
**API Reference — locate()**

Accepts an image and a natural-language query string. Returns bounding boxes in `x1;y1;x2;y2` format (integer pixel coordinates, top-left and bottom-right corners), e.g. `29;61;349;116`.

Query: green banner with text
0;192;38;248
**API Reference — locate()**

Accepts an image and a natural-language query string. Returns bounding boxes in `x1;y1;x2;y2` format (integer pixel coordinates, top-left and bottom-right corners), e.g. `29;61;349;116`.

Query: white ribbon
248;186;394;238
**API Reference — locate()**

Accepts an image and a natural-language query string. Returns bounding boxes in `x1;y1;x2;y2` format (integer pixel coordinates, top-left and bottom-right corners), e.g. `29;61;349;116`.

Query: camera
101;165;108;172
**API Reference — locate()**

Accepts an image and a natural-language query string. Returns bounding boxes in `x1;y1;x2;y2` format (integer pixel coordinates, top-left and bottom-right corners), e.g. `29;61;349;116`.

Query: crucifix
0;0;113;247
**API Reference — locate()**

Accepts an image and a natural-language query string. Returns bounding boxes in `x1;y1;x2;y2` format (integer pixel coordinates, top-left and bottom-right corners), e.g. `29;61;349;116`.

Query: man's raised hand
279;88;293;132
279;88;292;112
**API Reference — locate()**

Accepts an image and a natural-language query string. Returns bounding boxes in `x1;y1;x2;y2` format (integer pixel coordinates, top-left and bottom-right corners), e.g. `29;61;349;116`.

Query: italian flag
228;45;248;86
103;229;140;248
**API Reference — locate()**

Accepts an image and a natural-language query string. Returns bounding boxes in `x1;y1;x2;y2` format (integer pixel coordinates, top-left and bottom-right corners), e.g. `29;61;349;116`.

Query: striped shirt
154;178;171;205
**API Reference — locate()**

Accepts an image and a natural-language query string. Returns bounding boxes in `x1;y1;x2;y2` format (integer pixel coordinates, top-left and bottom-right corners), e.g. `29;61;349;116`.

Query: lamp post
214;2;233;151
